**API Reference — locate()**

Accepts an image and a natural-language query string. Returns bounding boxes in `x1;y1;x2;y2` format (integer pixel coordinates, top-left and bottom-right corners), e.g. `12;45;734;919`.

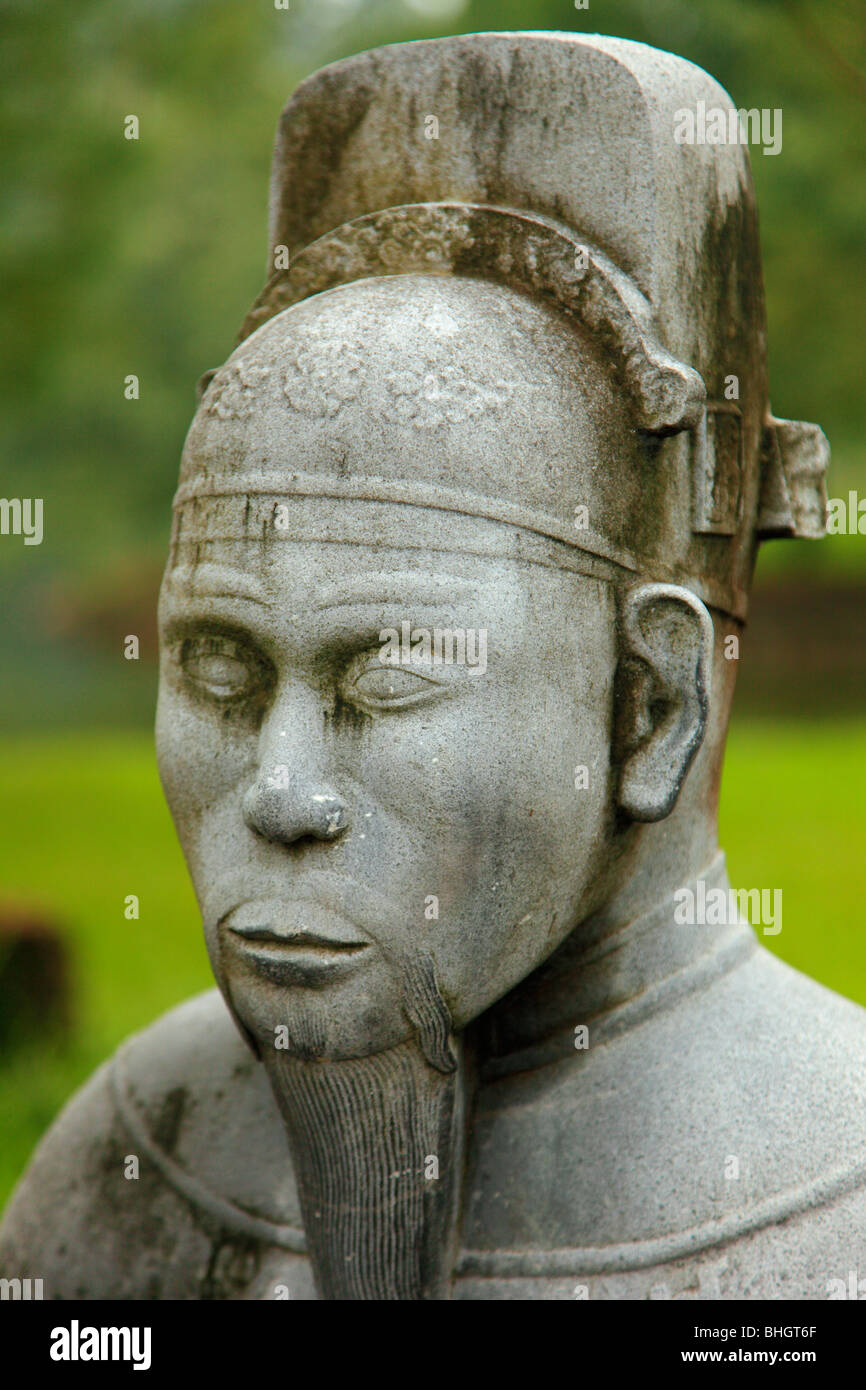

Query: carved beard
260;954;466;1300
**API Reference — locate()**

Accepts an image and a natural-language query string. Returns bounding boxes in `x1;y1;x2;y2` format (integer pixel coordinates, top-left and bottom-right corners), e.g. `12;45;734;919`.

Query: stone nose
242;774;350;846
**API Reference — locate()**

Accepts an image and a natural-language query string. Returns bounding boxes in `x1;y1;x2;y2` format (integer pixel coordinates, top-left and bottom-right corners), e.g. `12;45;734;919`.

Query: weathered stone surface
1;33;851;1301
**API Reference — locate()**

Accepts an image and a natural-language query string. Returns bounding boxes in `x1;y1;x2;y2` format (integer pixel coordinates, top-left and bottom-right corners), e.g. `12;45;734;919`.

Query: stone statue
2;32;861;1302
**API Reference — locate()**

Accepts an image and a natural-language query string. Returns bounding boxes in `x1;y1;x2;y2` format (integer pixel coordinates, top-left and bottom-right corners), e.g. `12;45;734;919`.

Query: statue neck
475;852;757;1081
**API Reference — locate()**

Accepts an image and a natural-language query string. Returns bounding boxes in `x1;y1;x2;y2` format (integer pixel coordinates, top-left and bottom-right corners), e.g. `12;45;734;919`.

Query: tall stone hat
175;31;829;622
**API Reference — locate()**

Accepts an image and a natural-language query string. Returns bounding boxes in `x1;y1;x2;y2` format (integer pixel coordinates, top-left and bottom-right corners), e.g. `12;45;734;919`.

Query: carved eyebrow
313;574;481;610
164;565;270;607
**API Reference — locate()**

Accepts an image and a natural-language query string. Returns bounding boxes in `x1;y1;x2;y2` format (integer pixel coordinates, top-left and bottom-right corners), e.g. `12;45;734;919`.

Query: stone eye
348;663;438;709
181;639;255;700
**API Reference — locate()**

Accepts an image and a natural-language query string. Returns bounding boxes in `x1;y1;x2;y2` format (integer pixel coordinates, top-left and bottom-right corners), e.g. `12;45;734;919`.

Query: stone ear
195;368;219;403
616;583;714;823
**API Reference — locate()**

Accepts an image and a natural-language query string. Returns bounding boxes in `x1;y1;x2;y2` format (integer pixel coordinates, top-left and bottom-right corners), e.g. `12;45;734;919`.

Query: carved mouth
227;922;369;951
221;901;372;983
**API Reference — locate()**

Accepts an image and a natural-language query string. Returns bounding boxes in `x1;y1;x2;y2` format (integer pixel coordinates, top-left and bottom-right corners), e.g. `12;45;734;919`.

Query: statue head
155;33;829;1298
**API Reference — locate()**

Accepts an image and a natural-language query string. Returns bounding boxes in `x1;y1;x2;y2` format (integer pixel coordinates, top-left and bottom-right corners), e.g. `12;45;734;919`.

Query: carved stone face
157;540;618;1059
156;276;647;1062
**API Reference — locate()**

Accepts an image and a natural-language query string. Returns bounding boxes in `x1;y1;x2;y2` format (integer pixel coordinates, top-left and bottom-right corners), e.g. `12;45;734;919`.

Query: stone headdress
174;32;828;622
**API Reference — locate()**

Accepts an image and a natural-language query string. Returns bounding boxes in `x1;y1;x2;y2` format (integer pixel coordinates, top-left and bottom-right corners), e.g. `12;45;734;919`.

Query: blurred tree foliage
1;0;863;724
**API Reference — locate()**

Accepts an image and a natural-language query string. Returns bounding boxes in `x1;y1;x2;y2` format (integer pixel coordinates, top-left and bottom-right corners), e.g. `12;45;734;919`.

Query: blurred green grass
0;734;208;1206
1;721;865;1207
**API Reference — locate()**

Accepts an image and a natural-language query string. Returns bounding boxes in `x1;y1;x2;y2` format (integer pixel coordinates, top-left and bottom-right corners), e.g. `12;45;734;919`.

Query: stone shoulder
464;947;866;1262
0;991;301;1298
112;989;300;1231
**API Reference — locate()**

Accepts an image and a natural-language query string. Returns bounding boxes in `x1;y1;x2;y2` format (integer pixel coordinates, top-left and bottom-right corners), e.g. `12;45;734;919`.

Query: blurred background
1;0;864;1204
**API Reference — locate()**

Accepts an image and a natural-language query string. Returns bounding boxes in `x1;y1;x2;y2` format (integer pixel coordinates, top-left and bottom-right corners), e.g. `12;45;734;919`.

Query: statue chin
241;955;456;1067
217;951;414;1065
212;902;460;1070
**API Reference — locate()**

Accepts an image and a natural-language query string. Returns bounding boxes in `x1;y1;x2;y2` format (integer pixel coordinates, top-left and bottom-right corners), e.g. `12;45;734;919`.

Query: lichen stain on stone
324;692;370;740
152;1084;189;1157
276;70;376;248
